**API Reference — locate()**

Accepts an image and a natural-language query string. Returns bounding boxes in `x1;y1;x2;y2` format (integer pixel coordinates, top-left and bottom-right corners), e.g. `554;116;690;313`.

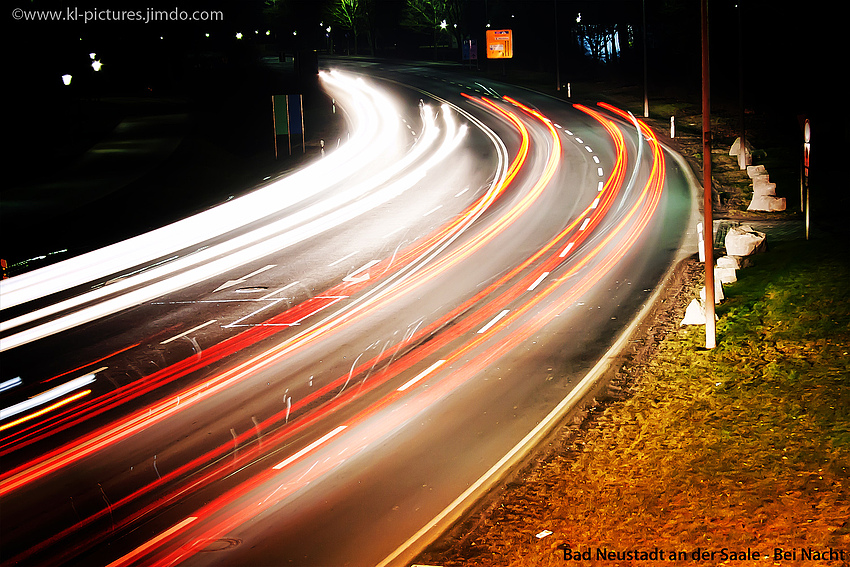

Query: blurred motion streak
1;80;667;567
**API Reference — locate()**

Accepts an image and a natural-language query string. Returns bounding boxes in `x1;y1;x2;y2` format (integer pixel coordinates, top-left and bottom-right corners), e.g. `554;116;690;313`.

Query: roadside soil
414;255;709;565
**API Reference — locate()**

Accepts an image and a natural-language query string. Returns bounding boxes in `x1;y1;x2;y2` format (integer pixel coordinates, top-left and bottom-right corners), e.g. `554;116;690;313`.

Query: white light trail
0;75;469;352
0;374;96;420
0;378;22;393
0;71;397;312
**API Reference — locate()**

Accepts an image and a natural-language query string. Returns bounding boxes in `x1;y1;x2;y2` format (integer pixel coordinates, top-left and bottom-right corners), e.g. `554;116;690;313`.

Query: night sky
6;0;843;213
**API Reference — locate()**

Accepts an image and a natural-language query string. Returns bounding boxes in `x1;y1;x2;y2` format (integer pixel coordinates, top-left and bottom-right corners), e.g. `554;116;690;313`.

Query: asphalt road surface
0;61;693;567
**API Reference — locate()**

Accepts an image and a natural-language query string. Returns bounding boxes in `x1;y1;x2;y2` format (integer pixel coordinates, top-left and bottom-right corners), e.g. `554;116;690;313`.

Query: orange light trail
0;390;91;433
97;98;658;567
2;92;549;566
4;96;669;567
0;93;530;497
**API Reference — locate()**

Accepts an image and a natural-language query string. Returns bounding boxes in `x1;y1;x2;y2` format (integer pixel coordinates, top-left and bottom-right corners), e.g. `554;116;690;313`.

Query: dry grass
419;240;849;567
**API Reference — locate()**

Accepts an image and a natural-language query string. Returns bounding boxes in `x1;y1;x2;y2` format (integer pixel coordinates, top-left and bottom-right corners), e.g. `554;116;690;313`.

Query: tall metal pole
701;0;716;349
737;0;746;169
804;120;811;240
642;0;649;118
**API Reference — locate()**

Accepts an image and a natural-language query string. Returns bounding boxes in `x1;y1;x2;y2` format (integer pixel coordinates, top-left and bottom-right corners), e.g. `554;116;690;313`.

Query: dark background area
4;0;844;258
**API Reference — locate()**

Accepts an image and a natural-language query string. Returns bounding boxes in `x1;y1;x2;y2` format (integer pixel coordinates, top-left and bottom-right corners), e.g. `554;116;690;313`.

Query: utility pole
701;0;716;349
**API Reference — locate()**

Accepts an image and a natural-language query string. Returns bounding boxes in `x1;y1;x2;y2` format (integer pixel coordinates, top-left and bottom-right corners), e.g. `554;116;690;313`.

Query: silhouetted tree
402;0;466;58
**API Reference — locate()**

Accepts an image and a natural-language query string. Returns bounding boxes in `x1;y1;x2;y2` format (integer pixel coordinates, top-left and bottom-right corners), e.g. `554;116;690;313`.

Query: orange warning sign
486;29;513;59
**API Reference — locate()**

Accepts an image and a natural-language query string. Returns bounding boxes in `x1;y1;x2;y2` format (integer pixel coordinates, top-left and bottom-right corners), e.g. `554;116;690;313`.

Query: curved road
0;62;693;567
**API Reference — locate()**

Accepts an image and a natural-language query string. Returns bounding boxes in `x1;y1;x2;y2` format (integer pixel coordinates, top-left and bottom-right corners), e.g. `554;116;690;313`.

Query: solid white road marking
397;360;446;392
559;242;575;258
527;272;549;292
477;309;510;334
272;425;347;470
160;319;217;345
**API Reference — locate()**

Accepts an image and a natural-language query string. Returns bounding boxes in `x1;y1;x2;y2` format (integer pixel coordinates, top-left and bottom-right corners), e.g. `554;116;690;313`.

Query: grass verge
420;239;849;566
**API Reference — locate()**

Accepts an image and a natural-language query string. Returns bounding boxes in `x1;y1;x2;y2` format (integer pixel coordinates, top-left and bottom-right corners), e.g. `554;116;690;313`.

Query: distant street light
91;59;103;72
61;74;73;86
